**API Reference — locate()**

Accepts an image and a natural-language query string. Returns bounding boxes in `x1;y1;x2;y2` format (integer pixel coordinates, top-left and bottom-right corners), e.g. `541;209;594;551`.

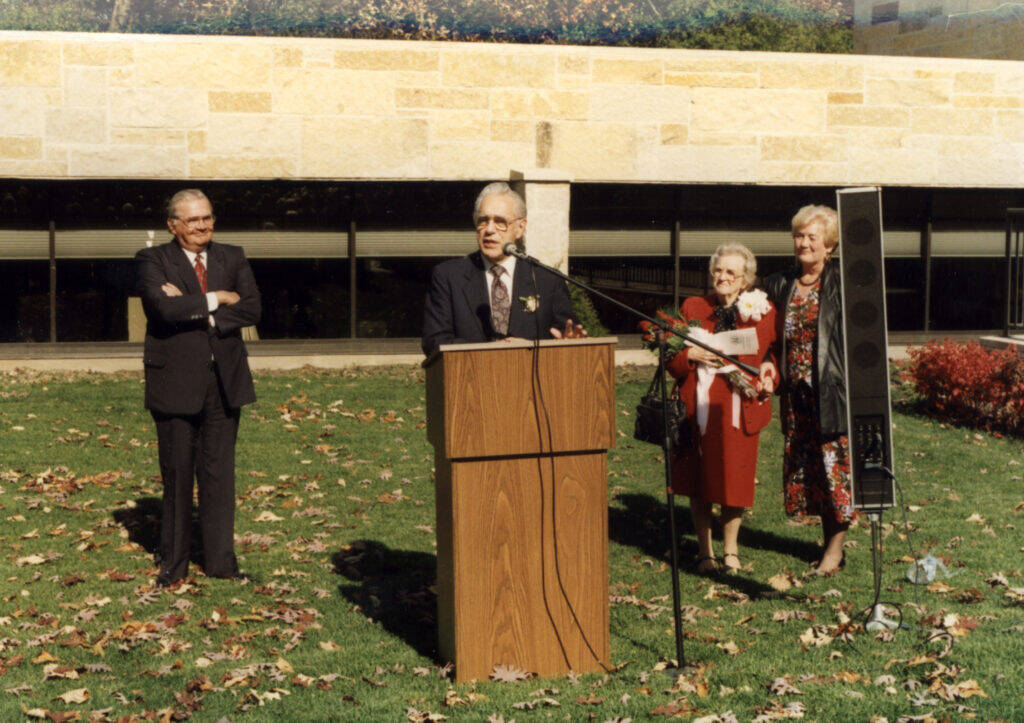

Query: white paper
712;327;758;356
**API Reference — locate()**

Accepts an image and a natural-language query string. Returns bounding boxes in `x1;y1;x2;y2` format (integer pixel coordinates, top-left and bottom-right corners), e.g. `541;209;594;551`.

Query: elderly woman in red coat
665;243;778;574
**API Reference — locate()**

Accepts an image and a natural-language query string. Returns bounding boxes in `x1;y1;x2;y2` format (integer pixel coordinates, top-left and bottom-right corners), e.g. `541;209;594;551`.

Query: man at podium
421;182;585;356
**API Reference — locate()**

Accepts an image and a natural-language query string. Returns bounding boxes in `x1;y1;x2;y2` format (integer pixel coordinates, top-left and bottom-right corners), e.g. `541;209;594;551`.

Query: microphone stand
503;245;759;375
506;245;759;671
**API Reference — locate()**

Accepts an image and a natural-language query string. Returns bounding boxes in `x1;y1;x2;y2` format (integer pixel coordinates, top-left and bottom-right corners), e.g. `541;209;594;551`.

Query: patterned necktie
194;253;208;293
490;265;510;336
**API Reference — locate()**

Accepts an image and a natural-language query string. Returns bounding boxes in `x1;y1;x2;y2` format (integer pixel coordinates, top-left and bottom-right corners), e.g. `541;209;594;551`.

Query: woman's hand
689;345;722;367
756;361;777;394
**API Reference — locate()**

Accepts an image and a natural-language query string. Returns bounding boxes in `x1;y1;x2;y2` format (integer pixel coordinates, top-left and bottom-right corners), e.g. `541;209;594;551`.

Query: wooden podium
424;337;616;682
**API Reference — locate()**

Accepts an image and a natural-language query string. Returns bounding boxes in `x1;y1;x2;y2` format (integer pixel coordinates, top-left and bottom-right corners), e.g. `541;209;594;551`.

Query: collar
179;247;207;265
486;255;516;278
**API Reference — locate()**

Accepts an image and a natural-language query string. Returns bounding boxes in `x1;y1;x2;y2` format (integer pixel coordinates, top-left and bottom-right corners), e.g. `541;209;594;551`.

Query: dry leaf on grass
56;688;89;704
767;573;802;592
490;664;532;683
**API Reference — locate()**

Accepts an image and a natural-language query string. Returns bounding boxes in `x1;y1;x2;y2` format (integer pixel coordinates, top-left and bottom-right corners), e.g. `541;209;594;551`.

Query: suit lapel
508;259;539;338
459;252;492;339
206;242;226;292
166;242;202;295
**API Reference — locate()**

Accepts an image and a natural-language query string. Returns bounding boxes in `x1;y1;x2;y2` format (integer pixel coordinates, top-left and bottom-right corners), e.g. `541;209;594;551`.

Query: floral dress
782;283;853;524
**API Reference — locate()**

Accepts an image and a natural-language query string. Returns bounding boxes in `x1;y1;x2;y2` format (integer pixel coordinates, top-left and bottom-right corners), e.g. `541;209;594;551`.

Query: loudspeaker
836;187;895;511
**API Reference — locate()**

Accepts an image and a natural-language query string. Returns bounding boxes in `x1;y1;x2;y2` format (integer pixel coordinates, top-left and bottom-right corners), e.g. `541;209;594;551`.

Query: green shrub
569;283;609;337
1;0;852;52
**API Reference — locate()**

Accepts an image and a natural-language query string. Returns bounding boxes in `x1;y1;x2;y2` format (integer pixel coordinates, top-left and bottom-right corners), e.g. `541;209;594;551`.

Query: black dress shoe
209;571;258;584
155;573;180;588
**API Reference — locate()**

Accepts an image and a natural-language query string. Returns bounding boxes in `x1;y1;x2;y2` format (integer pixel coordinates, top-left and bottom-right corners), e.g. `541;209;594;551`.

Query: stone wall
2;30;1024;187
854;0;1024;61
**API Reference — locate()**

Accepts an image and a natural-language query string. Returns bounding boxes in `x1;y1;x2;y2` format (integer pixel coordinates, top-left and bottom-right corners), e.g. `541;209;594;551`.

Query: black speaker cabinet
836;187;895;511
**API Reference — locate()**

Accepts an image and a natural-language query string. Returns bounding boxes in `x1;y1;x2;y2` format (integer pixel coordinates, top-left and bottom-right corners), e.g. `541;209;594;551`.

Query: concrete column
510;168;572;274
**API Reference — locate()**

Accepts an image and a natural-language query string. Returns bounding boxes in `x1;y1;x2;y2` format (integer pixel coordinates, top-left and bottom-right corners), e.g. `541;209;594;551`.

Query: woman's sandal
810;551;846;577
696;556;720;575
722;553;742;574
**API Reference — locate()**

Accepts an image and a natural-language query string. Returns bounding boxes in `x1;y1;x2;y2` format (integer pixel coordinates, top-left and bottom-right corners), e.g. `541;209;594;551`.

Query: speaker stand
864;512;898;632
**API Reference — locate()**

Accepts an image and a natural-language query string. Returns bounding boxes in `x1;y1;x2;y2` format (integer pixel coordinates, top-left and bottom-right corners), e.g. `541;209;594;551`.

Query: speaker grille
845;218;875;246
838;187;894;511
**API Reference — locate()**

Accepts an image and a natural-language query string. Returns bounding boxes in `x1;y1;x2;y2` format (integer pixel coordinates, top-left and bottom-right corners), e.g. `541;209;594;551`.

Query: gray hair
791;204;839;250
167;189;211;220
472;182;526;222
709;243;758;289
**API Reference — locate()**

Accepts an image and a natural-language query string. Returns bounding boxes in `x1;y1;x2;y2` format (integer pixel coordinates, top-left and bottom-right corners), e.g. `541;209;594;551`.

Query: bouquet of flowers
638;308;703;357
638;307;760;399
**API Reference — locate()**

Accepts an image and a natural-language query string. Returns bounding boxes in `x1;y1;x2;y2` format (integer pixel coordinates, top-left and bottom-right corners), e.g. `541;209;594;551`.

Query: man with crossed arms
136;189;260;586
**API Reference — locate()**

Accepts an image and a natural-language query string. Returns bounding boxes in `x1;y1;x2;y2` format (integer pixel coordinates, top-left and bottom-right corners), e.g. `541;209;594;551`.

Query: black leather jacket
763;260;847;437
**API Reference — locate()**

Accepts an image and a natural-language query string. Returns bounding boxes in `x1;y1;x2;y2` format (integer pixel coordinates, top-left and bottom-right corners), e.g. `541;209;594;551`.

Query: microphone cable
526;260;612;674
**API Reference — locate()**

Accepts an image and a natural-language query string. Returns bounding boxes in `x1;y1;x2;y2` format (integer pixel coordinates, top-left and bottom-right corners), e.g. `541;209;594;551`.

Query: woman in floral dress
664;244;778;575
761;206;853;575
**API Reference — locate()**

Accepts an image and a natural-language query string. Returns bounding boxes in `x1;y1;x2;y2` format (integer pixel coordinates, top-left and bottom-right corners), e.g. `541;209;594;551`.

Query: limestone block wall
2;30;1024;187
854;0;1024;61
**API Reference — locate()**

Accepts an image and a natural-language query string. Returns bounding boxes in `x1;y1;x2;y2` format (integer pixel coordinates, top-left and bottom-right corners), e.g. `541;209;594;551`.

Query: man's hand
215;290;241;306
549;318;587;340
161;283;182;297
756;361;777;395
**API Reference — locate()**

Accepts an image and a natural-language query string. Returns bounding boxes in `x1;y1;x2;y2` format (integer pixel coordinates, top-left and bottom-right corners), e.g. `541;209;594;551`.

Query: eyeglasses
475;215;520;232
174;214;215;230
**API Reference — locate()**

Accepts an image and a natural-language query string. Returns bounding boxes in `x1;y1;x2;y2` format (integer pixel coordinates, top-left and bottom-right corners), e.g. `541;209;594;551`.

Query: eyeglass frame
474;214;522;233
172;214;216;230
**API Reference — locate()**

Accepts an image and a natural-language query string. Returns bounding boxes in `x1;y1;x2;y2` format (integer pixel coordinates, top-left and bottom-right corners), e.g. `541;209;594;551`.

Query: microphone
502;242;531;260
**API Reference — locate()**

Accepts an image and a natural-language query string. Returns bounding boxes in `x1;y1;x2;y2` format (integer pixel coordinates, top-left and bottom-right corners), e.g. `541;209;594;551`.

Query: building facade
2;30;1023;342
854;0;1024;60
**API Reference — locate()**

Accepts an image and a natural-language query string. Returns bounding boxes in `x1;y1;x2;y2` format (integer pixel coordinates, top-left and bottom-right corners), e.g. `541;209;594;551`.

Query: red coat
665;294;778;507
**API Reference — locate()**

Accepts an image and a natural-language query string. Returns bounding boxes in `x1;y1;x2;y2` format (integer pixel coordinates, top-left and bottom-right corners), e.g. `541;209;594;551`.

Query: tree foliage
1;0;852;52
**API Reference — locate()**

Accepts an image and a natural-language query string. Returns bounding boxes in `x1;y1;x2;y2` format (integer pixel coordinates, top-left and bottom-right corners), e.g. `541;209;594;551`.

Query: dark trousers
153;364;240;580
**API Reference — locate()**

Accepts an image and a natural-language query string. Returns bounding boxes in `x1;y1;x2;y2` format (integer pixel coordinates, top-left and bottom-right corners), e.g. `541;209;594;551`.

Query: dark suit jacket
421;251;575;356
136;240;261;415
764;261;847;436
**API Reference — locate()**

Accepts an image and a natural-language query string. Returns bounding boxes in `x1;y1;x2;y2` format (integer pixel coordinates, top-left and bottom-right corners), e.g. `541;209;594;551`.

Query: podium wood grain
426;339;616;682
429;341;615;459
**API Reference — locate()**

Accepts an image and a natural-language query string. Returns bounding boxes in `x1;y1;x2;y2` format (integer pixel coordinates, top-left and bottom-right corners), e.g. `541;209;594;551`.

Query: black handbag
633;364;691;451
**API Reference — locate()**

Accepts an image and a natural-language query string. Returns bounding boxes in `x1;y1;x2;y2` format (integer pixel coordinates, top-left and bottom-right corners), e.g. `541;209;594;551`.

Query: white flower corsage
519;295;540;313
737;289;771;322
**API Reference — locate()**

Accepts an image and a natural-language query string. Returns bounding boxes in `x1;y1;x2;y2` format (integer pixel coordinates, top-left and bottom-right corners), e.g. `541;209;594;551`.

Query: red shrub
905;339;1024;435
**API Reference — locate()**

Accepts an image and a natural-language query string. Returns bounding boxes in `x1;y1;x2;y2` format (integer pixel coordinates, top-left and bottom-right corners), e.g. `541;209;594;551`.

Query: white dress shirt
180;247;220;327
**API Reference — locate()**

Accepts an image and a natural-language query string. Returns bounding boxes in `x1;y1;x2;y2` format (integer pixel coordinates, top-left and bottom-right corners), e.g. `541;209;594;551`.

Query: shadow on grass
333;540;439;661
609;493;819;598
111;496;206;568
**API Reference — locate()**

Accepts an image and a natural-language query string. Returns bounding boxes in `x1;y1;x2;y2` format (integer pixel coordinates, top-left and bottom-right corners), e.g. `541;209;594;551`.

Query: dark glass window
56;260;134;341
0;261;48;342
356;259;449;338
249;259;350;339
929;259;1003;330
884;258;924;332
568;257;676;334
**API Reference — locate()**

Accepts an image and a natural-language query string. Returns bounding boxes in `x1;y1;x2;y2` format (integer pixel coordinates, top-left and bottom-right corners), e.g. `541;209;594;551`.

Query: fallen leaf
56;688;89;704
490;664;532;683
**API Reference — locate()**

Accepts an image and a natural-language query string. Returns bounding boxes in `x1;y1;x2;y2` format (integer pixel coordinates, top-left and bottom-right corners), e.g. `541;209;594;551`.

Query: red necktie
194;254;208;293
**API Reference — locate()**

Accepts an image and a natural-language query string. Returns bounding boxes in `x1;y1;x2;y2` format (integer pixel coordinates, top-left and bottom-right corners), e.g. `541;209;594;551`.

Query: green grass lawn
1;365;1022;721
